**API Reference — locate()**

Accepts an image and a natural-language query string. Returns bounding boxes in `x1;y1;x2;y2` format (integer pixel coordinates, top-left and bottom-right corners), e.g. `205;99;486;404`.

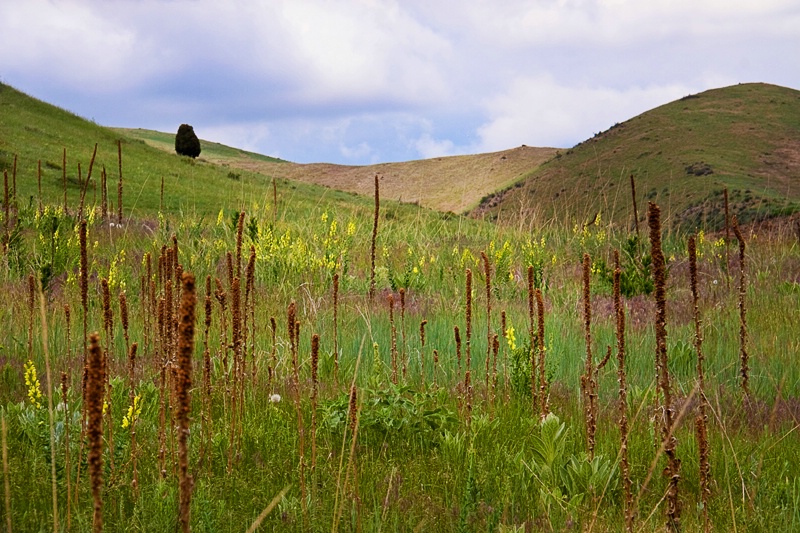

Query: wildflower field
1;135;800;533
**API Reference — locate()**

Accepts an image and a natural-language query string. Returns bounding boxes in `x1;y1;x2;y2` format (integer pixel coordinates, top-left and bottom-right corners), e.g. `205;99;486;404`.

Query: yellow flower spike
23;360;43;409
122;395;142;428
216;208;224;226
505;325;517;352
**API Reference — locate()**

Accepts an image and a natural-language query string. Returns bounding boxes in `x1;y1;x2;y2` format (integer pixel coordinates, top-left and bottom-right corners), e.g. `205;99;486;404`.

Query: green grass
478;82;800;230
114;127;288;165
2;81;800;532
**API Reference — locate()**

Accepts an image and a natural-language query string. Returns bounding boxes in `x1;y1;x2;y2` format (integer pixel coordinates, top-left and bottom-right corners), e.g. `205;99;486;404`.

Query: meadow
1;139;799;533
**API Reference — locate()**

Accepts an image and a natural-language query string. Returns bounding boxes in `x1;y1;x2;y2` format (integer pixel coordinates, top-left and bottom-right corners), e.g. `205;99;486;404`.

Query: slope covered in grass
119;126;557;215
0;82;388;222
474;83;800;231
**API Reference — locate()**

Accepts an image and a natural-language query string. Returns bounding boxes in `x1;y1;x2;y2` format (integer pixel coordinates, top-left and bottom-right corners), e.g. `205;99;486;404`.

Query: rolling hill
0;82;398;222
4;81;800;233
117;128;557;214
472;83;800;231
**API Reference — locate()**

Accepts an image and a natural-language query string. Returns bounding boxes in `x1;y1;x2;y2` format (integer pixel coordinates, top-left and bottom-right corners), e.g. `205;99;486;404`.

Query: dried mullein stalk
689;236;711;531
648;202;681;531
481;251;492;392
732;217;749;396
388;294;397;384
536;289;548;417
464;269;473;427
310;334;320;475
581;253;596;455
528;265;537;410
369;175;379;301
176;273;196;533
399;287;407;379
87;333;105;533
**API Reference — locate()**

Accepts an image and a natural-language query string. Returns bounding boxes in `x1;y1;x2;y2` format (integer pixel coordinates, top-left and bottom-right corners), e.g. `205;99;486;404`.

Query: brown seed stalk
689;236;711;531
202;275;213;468
399;287;407;379
464;269;473;421
732;217;749;396
120;291;130;356
536;289;547;417
481;251;492;393
128;343;139;495
176;273;196;533
269;317;277;387
288;301;307;521
630;174;640;239
528;265;538;410
235;211;245;281
87;333;104;533
419;319;428;387
648;201;681;531
311;334;320;476
388;294;397;384
454;326;462;381
369;175;380;301
581;253;597;456
228;277;242;472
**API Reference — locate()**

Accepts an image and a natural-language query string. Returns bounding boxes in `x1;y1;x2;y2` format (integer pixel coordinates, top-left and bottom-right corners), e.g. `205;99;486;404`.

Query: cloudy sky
1;1;799;165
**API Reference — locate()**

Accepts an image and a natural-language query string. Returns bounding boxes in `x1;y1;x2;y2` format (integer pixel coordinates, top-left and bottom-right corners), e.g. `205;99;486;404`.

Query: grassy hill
0;82;411;223
473;83;800;231
118;127;557;214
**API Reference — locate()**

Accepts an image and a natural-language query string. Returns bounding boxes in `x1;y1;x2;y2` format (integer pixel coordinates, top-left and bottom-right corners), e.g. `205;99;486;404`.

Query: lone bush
175;124;201;158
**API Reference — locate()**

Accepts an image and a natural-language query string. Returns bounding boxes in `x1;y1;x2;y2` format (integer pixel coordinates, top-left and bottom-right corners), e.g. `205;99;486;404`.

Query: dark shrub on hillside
685;161;713;176
175;124;201;158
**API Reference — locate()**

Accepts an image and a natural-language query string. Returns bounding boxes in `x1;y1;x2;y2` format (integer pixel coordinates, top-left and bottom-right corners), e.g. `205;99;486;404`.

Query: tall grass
1;162;799;531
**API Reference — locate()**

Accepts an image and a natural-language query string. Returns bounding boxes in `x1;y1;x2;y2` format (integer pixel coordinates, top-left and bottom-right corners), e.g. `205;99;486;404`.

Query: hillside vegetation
119;127;557;214
0;82;386;223
1;82;800;532
474;83;800;231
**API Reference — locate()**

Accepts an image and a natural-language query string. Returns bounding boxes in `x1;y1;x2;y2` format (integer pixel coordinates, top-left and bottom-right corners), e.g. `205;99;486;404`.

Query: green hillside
117;127;557;215
0;82;380;222
474;83;800;230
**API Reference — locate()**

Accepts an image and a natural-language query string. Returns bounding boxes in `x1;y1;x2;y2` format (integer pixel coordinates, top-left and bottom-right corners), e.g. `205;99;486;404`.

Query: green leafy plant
596;234;654;297
322;383;457;447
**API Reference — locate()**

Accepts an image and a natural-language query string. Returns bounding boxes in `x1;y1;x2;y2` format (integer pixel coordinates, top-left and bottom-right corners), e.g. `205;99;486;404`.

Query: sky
1;1;799;165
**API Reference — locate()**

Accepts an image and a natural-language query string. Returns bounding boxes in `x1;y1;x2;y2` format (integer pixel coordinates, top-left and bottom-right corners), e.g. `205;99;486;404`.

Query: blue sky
2;1;799;165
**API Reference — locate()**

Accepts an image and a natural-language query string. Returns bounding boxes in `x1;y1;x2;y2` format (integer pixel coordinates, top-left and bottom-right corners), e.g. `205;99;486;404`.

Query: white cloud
1;0;799;164
476;77;697;150
414;133;458;159
199;123;273;154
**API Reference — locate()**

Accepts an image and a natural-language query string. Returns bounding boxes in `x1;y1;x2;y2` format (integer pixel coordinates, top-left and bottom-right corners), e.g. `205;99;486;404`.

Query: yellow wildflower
24;360;43;409
505;325;517;352
121;395;142;429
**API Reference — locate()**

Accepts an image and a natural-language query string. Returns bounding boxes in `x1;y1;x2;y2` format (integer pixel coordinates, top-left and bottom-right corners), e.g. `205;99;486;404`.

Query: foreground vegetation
1;145;799;532
2;82;800;531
